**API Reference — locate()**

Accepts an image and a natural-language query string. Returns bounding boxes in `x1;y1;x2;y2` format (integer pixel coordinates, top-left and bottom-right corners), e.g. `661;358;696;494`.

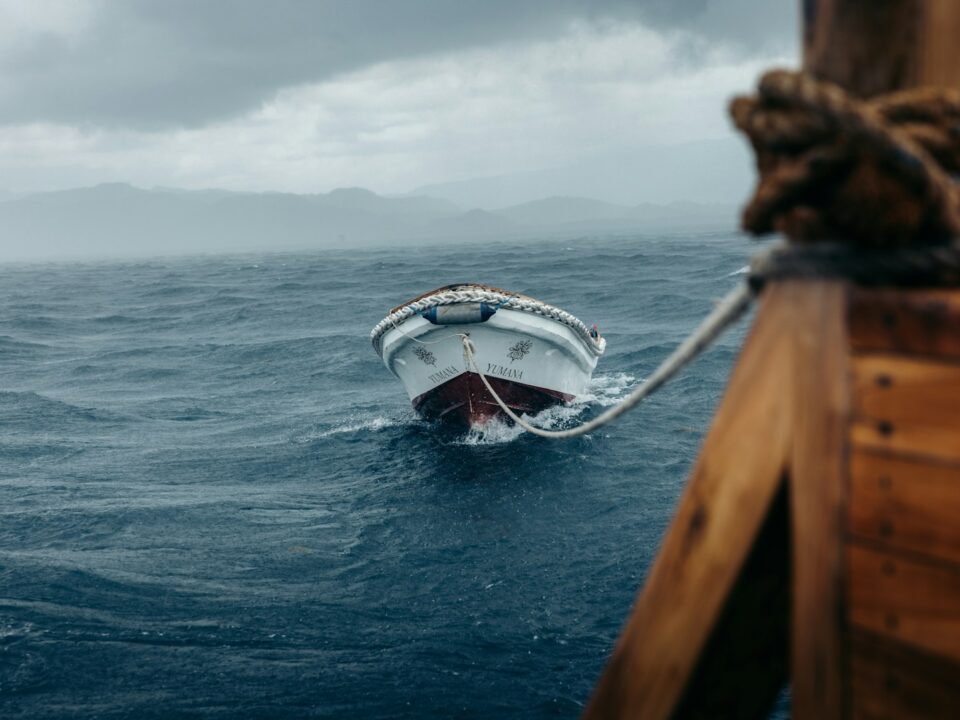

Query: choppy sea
0;232;789;718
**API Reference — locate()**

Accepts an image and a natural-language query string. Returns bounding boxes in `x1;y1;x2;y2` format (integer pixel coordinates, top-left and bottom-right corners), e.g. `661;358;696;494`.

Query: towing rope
376;72;960;438
461;281;754;439
457;233;960;439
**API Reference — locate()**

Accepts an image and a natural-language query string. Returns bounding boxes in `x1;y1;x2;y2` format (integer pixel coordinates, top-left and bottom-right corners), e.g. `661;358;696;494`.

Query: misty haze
1;2;799;719
0;0;796;260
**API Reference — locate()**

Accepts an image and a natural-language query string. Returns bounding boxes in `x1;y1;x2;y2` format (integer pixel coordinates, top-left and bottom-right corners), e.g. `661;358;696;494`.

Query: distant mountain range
0;182;740;260
414;138;754;209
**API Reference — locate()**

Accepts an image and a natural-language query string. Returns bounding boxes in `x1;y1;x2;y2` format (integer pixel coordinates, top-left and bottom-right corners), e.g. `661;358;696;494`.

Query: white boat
371;284;606;426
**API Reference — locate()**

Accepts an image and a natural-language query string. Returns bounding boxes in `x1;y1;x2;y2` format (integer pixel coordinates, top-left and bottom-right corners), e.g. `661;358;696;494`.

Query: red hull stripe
412;372;574;426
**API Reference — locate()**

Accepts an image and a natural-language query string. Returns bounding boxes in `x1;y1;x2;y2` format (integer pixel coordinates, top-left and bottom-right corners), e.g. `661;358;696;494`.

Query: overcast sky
0;1;798;195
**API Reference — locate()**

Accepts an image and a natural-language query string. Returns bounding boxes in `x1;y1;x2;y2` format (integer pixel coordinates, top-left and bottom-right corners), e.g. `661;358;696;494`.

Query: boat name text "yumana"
428;366;459;384
486;363;523;381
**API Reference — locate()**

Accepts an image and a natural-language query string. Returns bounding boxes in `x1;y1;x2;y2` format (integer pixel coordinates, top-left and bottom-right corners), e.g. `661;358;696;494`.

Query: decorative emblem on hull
413;346;437;366
507;339;532;363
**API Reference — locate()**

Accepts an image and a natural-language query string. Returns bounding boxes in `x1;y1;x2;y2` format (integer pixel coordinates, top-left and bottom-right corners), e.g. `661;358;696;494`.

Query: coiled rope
730;69;960;247
371;288;604;357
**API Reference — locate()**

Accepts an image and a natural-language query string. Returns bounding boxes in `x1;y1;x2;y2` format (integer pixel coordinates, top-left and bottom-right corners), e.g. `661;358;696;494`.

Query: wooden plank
848;289;960;360
804;0;925;98
790;281;851;720
669;487;790;720
850;449;960;565
804;0;960;97
583;284;797;720
919;0;960;92
851;354;960;463
849;542;960;663
850;627;960;720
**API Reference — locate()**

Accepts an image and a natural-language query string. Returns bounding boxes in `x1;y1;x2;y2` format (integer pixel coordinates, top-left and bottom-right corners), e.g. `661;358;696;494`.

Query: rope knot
731;69;960;247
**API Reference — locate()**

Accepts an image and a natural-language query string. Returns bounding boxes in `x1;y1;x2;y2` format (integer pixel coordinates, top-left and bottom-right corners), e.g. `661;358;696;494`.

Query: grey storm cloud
0;0;796;130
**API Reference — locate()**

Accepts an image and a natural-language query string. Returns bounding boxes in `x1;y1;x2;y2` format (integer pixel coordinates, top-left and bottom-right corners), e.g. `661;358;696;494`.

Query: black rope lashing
748;241;960;290
732;70;960;248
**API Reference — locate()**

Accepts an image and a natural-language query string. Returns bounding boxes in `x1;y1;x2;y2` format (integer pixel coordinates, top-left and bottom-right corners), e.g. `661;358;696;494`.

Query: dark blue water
0;233;786;718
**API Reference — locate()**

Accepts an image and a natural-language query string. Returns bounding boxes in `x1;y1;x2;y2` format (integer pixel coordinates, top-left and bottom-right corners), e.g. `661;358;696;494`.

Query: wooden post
584;2;960;718
798;2;960;716
844;290;960;719
804;0;960;95
789;282;850;719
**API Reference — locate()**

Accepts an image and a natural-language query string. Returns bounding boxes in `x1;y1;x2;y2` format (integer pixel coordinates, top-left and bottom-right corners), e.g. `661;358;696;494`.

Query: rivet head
875;374;892;388
877;420;894;436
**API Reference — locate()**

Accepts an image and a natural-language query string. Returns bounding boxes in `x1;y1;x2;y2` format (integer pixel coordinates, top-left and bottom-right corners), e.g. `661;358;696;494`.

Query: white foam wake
301;415;406;440
308;372;640;446
454;371;640;445
579;372;637;407
458;416;525;446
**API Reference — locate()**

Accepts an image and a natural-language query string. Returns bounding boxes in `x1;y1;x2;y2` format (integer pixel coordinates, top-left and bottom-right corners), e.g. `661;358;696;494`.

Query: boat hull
377;306;600;427
413;371;572;427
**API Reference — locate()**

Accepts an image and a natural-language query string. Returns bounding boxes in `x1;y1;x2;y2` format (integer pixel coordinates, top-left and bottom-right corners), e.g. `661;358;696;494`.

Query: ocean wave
9;315;60;330
0;391;125;426
138;284;203;298
270;282;310;292
296;415;407;440
0;232;760;720
132;398;230;422
0;335;51;354
0;621;35;641
230;337;321;362
89;314;143;325
581;371;638;406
